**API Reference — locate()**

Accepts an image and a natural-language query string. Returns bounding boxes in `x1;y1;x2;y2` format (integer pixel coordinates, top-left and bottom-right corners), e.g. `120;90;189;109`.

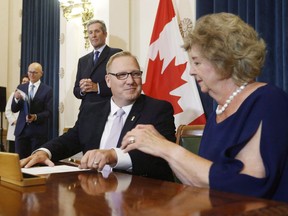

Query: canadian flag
142;0;206;127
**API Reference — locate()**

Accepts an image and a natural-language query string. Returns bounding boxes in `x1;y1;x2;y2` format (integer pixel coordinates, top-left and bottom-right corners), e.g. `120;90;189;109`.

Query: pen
68;158;81;165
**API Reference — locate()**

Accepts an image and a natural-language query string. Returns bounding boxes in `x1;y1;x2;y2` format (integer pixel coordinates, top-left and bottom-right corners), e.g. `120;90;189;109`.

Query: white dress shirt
29;80;41;98
38;98;133;171
100;99;133;171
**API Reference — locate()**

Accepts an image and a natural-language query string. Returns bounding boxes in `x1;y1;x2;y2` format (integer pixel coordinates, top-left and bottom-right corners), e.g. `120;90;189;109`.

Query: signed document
22;165;90;175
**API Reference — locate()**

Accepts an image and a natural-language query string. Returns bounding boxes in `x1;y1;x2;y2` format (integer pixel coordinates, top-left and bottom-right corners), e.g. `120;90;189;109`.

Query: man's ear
105;74;111;88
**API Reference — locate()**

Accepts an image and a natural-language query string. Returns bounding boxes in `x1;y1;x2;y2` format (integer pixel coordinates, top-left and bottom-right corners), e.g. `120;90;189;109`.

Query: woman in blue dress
121;12;288;202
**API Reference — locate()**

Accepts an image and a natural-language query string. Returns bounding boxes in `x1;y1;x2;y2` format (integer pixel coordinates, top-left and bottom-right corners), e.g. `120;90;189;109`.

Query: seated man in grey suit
21;51;176;182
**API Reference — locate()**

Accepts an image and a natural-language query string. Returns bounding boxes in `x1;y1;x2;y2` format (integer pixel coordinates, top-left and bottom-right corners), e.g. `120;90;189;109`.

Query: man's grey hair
86;19;107;33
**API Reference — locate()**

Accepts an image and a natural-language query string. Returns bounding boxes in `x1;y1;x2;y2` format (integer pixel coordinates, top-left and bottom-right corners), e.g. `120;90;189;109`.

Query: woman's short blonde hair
183;12;266;85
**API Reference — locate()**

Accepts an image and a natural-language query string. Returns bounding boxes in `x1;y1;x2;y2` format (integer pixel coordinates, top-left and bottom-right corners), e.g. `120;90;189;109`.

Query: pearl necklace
215;82;248;115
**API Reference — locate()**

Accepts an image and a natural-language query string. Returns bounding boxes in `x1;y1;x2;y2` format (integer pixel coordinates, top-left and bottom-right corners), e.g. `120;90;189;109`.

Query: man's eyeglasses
28;71;39;75
108;71;143;80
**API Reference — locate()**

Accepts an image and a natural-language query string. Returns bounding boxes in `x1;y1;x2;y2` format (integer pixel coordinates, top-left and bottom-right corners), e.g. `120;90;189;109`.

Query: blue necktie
28;84;35;114
29;84;35;101
93;51;100;65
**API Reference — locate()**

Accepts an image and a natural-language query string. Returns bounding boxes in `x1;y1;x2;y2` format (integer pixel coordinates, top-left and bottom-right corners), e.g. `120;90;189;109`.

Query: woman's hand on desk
20;150;55;168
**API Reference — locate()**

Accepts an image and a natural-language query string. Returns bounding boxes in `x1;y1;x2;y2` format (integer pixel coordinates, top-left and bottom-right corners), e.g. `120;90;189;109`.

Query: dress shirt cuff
112;148;132;171
97;84;100;94
32;148;52;159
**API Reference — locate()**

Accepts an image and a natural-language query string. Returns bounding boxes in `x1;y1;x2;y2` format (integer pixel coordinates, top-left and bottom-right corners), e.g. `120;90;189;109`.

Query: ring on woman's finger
128;136;136;144
93;161;99;165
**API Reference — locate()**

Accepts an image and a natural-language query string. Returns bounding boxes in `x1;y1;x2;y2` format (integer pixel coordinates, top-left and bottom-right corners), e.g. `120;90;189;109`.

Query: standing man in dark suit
21;51;176;182
74;19;122;108
12;62;53;159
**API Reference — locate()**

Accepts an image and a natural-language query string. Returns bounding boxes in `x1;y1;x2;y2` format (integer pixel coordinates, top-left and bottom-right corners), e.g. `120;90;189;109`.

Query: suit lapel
31;83;41;101
80;100;110;149
96;45;110;66
96;102;111;146
84;52;95;78
117;95;145;147
89;51;94;66
23;83;30;115
91;46;110;72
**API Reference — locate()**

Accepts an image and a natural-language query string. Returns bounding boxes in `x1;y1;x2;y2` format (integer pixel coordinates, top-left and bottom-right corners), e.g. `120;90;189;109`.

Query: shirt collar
110;98;134;116
29;80;41;88
94;44;106;55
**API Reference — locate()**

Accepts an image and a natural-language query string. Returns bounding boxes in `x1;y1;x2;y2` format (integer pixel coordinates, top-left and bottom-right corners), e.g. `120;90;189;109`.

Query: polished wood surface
0;169;287;215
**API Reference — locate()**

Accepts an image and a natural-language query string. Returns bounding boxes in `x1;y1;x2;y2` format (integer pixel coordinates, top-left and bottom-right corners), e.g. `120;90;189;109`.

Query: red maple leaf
143;52;187;115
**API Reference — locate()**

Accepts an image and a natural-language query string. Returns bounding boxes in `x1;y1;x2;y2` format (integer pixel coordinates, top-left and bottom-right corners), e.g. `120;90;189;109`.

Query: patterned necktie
93;51;100;65
105;108;125;149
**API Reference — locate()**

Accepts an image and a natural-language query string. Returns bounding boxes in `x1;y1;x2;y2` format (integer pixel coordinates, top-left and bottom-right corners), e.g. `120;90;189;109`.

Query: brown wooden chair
175;124;205;154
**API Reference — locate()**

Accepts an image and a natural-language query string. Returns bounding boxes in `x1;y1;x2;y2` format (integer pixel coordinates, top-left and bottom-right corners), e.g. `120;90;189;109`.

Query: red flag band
142;0;206;127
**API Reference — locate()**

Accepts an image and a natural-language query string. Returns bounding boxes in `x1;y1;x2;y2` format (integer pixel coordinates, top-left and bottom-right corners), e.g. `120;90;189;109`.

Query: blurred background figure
5;74;29;152
73;19;122;109
12;62;53;159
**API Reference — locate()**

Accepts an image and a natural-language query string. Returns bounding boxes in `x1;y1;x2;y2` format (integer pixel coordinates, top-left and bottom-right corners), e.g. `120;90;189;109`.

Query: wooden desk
0;170;287;215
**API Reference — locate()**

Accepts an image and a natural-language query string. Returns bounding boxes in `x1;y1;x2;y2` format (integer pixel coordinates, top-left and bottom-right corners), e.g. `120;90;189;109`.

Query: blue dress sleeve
199;84;288;202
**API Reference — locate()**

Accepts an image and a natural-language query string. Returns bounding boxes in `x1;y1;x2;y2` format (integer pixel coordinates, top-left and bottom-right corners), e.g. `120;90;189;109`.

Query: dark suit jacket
11;82;53;137
43;94;176;181
73;45;122;107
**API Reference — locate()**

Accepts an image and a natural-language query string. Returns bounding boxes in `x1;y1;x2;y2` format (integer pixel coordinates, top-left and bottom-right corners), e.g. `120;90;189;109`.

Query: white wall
0;0;22;131
0;0;9;88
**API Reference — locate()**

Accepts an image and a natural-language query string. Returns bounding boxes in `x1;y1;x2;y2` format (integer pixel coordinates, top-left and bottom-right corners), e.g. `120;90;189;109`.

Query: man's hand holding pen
68;158;81;166
68;149;117;171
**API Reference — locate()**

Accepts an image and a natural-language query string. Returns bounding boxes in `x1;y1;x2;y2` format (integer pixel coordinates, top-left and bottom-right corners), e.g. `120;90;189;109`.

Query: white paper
21;165;90;175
